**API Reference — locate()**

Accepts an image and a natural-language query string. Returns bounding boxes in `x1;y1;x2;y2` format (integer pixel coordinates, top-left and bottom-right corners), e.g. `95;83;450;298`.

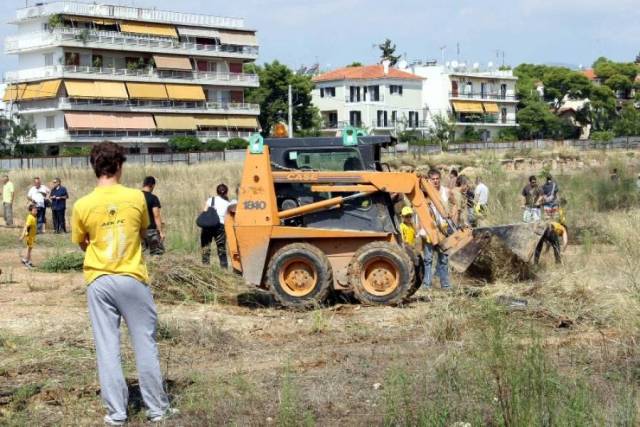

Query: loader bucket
449;223;546;273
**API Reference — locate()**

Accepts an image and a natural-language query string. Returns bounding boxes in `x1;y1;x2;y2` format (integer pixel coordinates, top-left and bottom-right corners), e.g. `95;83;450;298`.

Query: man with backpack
541;175;559;218
199;184;235;268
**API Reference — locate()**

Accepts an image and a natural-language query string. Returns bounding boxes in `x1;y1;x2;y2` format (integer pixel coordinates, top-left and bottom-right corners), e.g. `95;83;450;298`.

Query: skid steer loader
225;132;545;307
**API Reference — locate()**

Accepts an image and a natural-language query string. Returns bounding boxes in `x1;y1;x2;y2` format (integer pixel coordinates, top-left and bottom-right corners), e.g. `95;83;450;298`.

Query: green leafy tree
516;101;562;140
604;74;633;94
613;105;640;143
593;57;639;82
427;114;455;148
245;61;321;136
377;39;400;66
5;118;37;156
347;62;363;67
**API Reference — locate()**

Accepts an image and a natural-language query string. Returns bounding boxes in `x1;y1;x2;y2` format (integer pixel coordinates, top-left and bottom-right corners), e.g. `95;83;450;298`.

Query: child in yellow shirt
19;204;38;268
400;206;416;247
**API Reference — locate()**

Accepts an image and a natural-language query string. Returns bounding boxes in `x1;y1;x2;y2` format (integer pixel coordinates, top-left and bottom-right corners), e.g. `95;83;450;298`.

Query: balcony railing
344;94;385;103
4;65;259;85
321;120;429;130
34;128;253;143
5;28;258;57
18;97;260;114
454;114;517;125
449;92;518;101
15;2;245;29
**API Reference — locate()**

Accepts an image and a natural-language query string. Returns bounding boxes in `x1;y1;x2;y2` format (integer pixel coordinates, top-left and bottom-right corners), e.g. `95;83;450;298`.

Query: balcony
449;92;518;102
14;2;245;29
344;94;385;103
17;98;260;115
4;65;259;87
5;28;258;59
320;120;429;130
453;114;518;126
34;128;253;144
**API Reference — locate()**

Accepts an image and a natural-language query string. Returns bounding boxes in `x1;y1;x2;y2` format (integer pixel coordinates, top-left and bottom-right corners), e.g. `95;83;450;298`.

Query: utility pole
288;84;293;139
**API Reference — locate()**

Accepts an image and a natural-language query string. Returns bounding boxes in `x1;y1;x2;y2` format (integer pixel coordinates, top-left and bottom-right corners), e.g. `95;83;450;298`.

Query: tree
516;101;562;140
613;105;640;140
377;39;400;66
4;118;37;156
427;114;455;148
604;74;633;94
245;61;321;136
347;62;363;68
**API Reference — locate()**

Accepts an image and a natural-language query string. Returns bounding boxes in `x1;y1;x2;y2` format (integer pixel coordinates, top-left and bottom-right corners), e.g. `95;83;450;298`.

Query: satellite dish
488;61;494;68
473;62;479;69
445;61;450;67
451;60;459;68
459;62;466;68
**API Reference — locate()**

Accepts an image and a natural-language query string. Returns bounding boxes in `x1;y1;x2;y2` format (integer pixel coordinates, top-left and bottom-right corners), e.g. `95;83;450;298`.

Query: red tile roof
313;65;423;82
582;69;598;81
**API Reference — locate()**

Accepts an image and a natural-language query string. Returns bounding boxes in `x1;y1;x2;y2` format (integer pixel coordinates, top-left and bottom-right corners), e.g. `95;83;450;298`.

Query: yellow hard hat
401;206;414;216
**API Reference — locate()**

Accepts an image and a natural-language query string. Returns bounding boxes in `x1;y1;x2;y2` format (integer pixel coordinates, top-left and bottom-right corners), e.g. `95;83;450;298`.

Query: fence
2;138;640;171
0;150;246;171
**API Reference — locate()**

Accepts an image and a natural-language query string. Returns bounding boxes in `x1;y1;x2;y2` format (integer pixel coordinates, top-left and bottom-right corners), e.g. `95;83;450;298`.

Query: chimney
382;60;390;75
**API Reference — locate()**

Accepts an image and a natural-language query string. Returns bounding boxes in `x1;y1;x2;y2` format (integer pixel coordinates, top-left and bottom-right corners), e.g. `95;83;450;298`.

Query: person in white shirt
473;177;489;226
27;177;50;233
200;183;236;268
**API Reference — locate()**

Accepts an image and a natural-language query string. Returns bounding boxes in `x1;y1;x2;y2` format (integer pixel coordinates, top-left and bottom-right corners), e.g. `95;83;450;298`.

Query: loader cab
263;136;398;231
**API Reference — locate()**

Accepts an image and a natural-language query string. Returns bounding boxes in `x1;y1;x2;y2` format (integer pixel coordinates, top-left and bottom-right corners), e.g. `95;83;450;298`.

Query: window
325;87;336;97
64;52;80;66
376;111;388;127
45;116;55;129
44;53;54;66
320;88;324;98
391;111;397;124
286;148;363;171
349;111;362;126
465;82;473;95
390;85;403;95
500;84;507;99
408;111;420;127
501;108;508;124
451;80;459;97
369;85;380;101
326;112;338;128
349;86;361;102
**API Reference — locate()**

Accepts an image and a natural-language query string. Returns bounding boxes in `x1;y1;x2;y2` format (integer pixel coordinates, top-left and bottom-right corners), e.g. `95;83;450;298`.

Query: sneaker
149;408;179;423
25;261;34;269
103;415;126;426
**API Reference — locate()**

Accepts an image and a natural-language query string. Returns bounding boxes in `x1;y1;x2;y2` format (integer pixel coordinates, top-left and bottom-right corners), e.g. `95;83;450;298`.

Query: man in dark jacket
50;178;69;233
141;176;165;255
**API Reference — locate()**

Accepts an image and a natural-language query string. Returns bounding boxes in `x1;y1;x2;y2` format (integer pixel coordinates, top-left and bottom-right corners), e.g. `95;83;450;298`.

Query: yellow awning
69;16;116;25
38;79;62;99
227;116;259;128
452;101;484;113
119;21;178;38
21;82;44;100
3;84;26;102
483;102;499;113
153;55;193;71
95;81;129;99
64;80;97;98
154;115;197;130
126;83;168;100
195;116;228;127
165;84;206;101
218;30;258;46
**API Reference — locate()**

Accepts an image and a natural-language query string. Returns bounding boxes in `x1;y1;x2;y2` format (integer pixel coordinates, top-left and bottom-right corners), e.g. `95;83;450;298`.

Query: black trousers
52;208;66;233
200;224;227;268
534;228;561;265
36;207;46;232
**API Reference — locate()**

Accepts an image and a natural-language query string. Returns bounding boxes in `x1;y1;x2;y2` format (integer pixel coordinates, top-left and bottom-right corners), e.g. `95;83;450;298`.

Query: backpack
543;183;556;204
196;197;220;228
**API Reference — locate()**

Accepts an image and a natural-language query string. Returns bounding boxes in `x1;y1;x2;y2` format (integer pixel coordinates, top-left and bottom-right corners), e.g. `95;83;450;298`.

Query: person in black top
141;176;165;255
49;177;69;233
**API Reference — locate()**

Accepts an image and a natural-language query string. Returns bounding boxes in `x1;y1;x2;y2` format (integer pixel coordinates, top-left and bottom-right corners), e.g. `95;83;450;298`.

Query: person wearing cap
400;206;416;247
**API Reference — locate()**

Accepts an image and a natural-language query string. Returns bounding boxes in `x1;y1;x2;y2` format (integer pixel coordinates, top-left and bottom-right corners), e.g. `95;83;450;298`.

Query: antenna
439;45;446;65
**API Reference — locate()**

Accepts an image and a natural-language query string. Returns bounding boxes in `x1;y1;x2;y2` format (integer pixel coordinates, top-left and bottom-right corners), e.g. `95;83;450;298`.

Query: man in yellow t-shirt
19;204;38;268
72;142;176;425
2;174;15;226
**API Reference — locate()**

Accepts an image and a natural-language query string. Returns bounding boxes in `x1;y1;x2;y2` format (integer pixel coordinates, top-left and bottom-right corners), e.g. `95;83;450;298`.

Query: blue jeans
423;243;450;289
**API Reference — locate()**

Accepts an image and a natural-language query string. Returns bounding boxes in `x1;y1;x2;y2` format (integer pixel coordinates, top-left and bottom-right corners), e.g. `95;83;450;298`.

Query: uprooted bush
39;252;84;273
466;238;535;283
147;255;246;304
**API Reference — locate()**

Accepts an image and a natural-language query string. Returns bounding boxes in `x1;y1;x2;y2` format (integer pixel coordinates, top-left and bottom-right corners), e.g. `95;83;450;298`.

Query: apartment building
409;64;519;141
3;1;260;154
311;64;426;135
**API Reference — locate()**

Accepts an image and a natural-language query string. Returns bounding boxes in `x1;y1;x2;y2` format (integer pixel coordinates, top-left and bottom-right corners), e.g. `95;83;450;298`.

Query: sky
1;0;639;76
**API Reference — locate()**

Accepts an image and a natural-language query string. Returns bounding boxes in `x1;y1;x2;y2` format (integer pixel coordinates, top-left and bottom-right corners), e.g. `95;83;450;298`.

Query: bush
590;130;614;142
204;139;226;152
39;252;84;273
168;136;202;153
459;126;482;142
497;127;520;142
14;145;43;157
61;146;92;156
226;138;249;150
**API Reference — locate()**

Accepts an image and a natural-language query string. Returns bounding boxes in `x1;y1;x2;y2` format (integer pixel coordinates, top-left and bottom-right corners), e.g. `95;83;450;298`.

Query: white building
311;64;426;135
3;1;260;154
409;63;519;141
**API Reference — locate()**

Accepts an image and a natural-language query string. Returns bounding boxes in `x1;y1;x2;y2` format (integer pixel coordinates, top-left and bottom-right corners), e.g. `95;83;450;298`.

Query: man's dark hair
456;175;469;187
450;169;458;178
216;183;229;196
90;142;127;178
143;176;156;187
427;169;441;178
529;175;537;183
546;175;553;181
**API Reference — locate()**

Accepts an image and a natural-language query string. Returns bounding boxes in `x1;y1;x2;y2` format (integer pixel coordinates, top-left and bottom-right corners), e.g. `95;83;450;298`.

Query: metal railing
4;65;259;85
370;120;430;129
454;115;517;125
6;28;259;57
449;92;518;101
18;97;260;114
15;2;245;29
34;128;253;143
344;94;385;103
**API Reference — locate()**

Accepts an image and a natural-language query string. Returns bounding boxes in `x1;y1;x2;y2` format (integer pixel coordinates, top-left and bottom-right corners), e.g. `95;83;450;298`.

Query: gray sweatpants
87;275;169;421
3;202;12;226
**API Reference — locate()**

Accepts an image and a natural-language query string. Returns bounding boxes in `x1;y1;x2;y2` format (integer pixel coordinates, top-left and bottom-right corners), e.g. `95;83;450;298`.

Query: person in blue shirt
49;177;69;233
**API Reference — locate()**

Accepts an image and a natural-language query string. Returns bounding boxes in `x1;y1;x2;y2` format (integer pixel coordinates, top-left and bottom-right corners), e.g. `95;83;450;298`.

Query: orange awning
119;21;178;38
165;84;205;101
153;55;193;71
483;102;499;113
65;112;156;130
126;83;168;100
3;84;27;102
451;101;484;113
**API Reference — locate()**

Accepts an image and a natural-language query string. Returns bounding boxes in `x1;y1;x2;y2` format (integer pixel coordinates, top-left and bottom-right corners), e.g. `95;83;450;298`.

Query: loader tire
405;246;424;298
348;242;415;305
266;243;333;309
